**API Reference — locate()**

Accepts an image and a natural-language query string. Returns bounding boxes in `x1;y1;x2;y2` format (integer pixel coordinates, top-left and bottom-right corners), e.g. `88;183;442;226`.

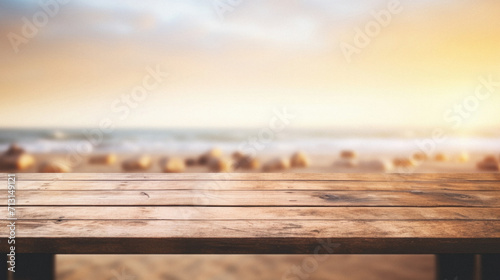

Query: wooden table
1;173;500;279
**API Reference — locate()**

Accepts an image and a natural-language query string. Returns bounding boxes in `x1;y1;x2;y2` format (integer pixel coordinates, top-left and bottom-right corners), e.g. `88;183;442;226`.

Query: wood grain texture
2;220;500;254
2;206;499;220
4;220;500;238
1;190;499;206
0;173;499;254
12;180;500;191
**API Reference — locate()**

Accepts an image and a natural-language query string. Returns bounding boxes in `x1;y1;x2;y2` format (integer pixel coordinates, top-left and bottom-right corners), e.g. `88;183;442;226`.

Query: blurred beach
2;0;500;277
2;128;495;279
1;128;499;173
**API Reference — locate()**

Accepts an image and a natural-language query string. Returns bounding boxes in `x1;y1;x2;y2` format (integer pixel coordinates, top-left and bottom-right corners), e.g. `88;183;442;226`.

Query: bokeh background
1;0;500;129
1;0;499;279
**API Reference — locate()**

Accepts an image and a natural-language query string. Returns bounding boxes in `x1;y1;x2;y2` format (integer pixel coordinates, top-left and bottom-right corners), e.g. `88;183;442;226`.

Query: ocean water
0;128;499;156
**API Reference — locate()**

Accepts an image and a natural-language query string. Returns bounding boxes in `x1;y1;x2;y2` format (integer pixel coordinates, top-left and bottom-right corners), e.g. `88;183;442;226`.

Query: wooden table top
1;173;499;254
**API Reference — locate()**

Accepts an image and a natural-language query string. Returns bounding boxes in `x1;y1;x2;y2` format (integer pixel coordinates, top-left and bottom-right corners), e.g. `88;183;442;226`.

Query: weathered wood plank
2;207;499;220
11;180;500;191
7;237;500;254
1;190;499;206
0;173;498;255
2;220;500;238
2;173;499;181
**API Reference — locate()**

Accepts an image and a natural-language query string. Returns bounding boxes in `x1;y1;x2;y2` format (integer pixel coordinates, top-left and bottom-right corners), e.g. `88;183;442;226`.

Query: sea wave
0;128;499;155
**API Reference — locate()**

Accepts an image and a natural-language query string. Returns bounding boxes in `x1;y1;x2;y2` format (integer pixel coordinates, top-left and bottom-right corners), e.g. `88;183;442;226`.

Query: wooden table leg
436;254;475;280
481;254;500;280
1;253;7;280
8;254;55;280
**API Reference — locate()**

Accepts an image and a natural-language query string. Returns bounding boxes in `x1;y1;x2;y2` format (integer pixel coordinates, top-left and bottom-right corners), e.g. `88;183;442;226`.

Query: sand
57;255;435;280
3;150;497;173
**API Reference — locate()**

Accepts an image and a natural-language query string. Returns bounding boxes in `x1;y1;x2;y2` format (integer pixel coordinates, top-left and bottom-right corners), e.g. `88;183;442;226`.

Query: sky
0;0;499;130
